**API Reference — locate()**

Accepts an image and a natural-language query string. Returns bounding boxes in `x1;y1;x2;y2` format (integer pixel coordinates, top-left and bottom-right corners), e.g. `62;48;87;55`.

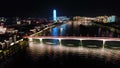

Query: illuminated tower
53;9;57;21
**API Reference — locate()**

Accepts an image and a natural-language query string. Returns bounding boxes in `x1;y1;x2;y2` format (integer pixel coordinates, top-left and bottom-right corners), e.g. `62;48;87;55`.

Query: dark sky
0;0;120;17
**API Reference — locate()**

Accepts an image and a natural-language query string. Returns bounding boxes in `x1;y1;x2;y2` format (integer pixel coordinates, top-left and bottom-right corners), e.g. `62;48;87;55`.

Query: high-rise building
111;15;116;22
53;9;57;21
107;15;116;23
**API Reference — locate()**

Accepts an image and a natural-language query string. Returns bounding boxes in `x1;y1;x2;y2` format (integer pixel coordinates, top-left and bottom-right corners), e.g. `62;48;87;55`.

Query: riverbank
0;38;28;63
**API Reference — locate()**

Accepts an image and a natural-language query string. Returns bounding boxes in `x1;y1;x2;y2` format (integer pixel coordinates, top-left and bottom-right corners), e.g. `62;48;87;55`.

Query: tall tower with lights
53;9;57;21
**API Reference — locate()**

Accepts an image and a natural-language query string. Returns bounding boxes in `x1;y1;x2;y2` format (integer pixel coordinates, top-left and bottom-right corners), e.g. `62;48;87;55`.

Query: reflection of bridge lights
29;42;34;48
28;41;120;64
78;46;84;51
101;48;105;52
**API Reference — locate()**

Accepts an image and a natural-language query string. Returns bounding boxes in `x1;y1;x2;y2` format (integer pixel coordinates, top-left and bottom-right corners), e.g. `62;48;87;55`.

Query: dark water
49;22;119;37
1;23;120;68
1;42;120;68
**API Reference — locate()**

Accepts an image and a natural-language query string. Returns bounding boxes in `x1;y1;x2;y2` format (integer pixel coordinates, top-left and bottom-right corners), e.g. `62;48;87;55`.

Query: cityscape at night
0;0;120;68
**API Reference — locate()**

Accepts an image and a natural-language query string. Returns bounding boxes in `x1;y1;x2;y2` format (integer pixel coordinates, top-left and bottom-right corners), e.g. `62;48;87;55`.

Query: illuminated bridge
24;36;120;49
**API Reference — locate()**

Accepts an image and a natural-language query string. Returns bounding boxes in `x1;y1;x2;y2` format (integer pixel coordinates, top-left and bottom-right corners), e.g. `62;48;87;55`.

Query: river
0;22;120;68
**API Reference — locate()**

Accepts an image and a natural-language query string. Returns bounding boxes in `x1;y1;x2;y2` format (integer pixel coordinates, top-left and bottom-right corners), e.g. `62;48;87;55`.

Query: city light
0;25;7;34
111;15;116;22
53;9;57;21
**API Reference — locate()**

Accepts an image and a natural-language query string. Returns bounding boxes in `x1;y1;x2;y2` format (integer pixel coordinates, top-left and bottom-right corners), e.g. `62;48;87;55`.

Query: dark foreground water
1;42;120;68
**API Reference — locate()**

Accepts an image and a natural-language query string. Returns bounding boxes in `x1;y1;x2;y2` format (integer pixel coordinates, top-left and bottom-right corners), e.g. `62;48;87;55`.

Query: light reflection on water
27;41;120;64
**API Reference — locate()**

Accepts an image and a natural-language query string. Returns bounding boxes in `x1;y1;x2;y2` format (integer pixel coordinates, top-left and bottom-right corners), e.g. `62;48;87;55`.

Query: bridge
24;36;120;49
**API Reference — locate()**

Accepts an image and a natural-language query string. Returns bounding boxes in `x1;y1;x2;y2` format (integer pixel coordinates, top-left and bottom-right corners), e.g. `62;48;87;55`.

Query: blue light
60;24;67;36
51;27;59;36
53;9;57;21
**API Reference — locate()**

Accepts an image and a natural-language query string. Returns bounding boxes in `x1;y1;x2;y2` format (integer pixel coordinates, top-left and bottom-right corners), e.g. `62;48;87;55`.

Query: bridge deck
24;36;120;41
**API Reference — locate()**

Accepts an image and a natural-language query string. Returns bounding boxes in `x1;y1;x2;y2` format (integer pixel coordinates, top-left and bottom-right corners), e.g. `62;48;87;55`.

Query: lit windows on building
111;15;116;22
107;15;116;23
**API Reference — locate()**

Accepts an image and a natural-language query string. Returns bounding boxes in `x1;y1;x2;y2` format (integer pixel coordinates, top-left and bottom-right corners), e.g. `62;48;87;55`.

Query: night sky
0;0;120;17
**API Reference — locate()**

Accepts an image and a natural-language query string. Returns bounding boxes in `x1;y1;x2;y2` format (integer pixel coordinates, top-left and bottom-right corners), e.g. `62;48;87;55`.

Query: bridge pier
29;38;33;42
102;40;106;48
79;39;83;50
80;39;83;46
59;39;62;46
39;38;43;45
